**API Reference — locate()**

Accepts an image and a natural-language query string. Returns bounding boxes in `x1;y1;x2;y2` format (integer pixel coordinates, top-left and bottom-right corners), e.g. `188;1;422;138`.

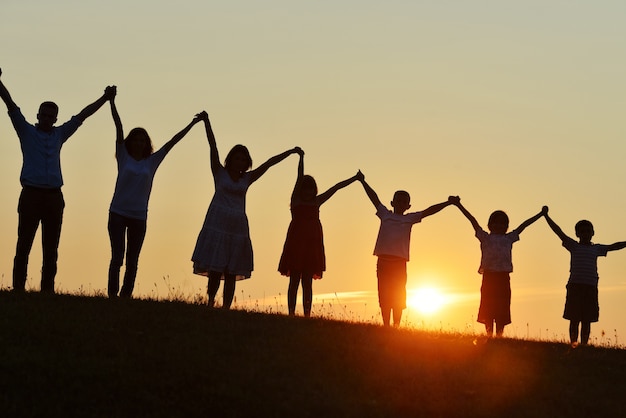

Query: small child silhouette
453;199;545;337
543;206;626;346
278;150;361;317
358;173;457;327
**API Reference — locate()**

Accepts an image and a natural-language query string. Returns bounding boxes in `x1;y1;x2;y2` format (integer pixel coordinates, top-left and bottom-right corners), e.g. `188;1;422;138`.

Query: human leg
13;188;41;292
389;263;407;328
484;320;494;337
495;322;505;337
569;320;580;344
377;257;407;327
222;274;236;309
380;306;391;327
301;274;313;317
287;273;301;315
581;321;591;345
40;190;64;293
479;272;511;337
392;308;403;328
120;217;147;298
107;212;126;298
207;271;222;307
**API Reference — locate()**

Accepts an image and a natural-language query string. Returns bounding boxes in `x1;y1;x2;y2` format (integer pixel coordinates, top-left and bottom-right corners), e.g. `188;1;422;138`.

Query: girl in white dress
192;112;300;308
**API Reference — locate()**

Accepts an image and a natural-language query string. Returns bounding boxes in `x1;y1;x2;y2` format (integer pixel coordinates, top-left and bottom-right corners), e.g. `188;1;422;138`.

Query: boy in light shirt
358;173;457;327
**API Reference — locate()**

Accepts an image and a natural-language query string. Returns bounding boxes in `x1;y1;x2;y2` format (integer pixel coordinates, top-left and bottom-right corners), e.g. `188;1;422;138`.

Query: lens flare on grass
407;286;449;315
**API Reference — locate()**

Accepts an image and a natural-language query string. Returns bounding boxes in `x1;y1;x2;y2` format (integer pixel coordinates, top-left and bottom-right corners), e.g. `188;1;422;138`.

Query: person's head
36;101;59;132
391;190;411;214
225;144;253;173
488;210;509;234
575;220;594;243
297;175;318;201
124;128;154;160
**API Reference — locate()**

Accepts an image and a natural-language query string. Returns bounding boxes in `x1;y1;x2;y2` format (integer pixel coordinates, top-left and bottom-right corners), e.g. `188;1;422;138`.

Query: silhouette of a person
107;91;205;298
358;173;457;327
191;112;301;309
278;150;361;317
453;200;545;337
543;207;626;346
0;67;115;293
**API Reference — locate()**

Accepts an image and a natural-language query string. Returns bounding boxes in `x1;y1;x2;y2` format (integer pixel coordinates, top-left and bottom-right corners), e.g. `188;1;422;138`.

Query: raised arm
453;200;482;233
0;68;18;112
542;207;570;242
75;85;116;122
359;175;382;209
289;148;305;203
514;206;547;235
249;147;301;184
109;95;124;144
200;113;222;175
157;111;205;156
317;170;363;206
420;196;457;219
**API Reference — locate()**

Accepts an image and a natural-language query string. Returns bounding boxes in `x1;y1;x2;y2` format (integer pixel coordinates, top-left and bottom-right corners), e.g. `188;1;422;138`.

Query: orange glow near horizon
407;286;450;315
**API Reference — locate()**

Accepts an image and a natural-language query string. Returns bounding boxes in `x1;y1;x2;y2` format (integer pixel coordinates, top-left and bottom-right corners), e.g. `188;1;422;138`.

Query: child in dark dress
278;150;361;316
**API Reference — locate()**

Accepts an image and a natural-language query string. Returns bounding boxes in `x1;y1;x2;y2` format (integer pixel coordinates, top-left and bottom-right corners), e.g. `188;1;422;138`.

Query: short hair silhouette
393;190;410;202
488;210;509;231
575;219;594;235
39;101;58;115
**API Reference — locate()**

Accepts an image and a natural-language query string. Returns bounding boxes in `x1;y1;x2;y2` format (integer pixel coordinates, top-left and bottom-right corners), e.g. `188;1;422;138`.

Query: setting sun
408;287;449;315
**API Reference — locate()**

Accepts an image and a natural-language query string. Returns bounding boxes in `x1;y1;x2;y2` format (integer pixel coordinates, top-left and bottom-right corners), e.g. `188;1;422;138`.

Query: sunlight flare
408;286;449;315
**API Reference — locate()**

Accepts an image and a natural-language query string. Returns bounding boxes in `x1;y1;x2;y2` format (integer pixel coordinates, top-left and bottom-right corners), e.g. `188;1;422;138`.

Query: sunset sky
2;1;626;341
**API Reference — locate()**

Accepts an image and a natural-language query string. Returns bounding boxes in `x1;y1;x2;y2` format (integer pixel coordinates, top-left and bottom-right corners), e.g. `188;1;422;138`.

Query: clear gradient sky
2;1;626;341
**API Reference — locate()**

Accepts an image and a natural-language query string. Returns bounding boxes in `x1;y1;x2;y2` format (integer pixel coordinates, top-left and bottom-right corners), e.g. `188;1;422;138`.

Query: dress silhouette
278;204;326;279
192;166;254;278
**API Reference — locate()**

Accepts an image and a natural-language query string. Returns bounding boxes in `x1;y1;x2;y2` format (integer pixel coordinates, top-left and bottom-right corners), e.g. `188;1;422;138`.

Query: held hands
104;85;117;101
542;206;549;216
356;170;364;182
194;111;209;123
294;146;303;156
448;195;460;205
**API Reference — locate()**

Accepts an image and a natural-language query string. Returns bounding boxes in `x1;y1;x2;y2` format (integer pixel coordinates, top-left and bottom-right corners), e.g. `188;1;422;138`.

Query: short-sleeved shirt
373;204;422;261
8;107;82;188
562;238;609;286
476;229;520;274
109;141;168;220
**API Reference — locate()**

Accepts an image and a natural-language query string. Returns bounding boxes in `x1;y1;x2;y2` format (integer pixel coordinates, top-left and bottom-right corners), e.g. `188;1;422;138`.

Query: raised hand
448;195;460;205
194;111;208;123
104;85;117;100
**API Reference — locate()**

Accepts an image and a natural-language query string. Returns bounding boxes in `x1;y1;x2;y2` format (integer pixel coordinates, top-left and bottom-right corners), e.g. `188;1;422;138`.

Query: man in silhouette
0;67;115;293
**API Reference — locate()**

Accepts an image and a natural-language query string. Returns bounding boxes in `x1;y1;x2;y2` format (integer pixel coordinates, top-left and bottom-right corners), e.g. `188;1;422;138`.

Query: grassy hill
1;291;625;417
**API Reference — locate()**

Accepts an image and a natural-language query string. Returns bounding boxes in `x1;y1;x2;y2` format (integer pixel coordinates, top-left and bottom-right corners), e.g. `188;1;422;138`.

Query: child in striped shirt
543;206;626;346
